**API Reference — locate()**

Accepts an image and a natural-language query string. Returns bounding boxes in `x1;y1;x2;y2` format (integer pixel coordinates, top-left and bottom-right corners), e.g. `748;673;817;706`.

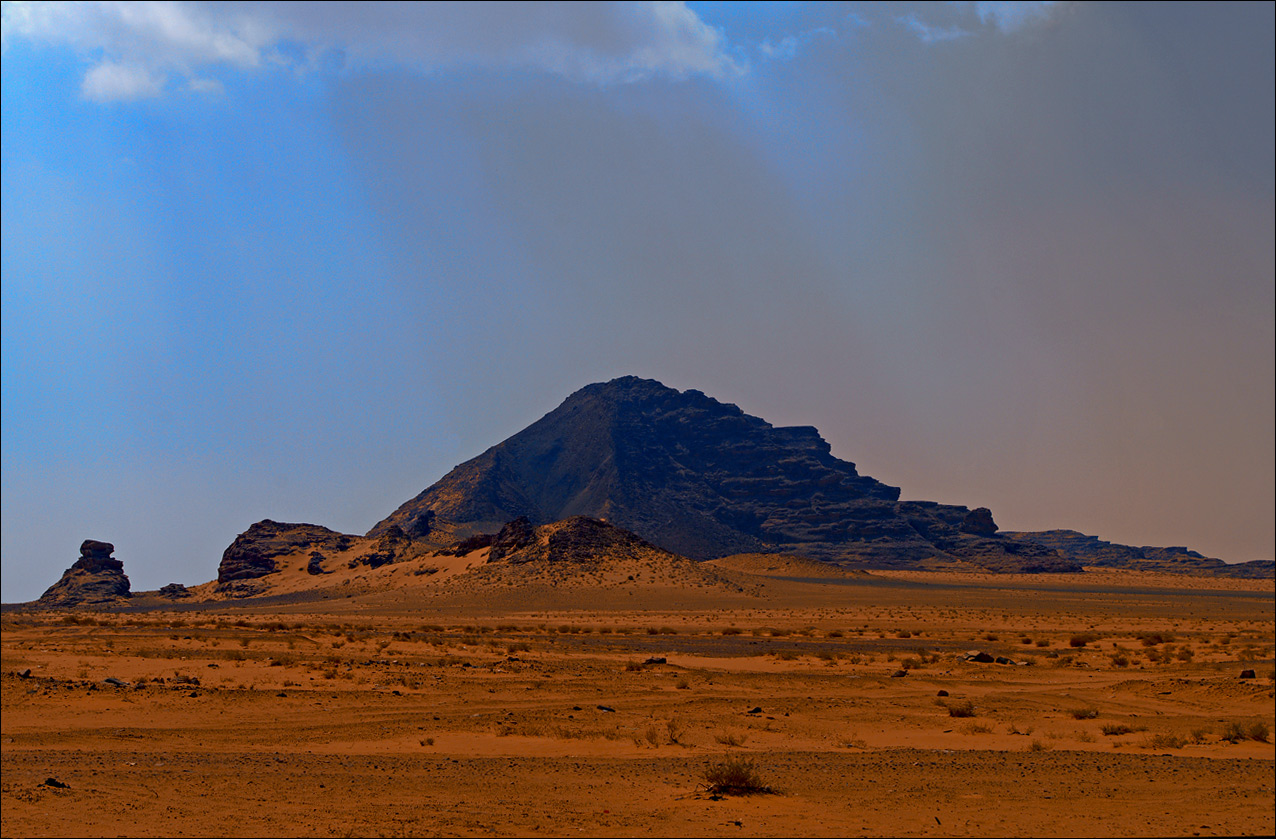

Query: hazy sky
3;2;1273;601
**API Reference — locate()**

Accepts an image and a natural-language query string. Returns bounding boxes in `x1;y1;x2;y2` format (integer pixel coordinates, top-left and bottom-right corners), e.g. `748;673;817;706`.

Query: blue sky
2;2;1273;600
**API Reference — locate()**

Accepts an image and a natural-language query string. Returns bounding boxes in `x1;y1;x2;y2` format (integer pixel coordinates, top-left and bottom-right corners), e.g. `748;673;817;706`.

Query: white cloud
1;1;739;101
897;13;969;44
973;1;1059;33
81;57;164;101
758;26;835;62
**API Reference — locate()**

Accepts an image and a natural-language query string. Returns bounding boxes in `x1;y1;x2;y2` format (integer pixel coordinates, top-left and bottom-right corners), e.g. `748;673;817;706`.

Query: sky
2;1;1273;601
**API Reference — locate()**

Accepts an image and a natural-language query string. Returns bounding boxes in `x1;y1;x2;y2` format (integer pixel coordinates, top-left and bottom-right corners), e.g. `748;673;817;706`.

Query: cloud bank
1;0;739;100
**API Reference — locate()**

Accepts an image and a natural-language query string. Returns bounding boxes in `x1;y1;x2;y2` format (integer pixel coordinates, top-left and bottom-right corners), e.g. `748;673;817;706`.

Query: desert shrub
666;720;686;744
1070;707;1099;720
960;722;992;735
659;626;678;635
775;650;799;661
900;657;923;671
825;630;844;638
942;699;976;718
702;759;771;796
675;678;690;690
1175;647;1195;662
624;660;644;672
895;629;912;639
1109;654;1130;667
714;731;748;747
1035;638;1051;647
1142;733;1186;750
1028;739;1050;751
1101;724;1135;736
720;627;742;636
982;632;998;642
816;651;837;662
1020;636;1033;645
1138;632;1171;646
1070;633;1099;648
646;627;660;635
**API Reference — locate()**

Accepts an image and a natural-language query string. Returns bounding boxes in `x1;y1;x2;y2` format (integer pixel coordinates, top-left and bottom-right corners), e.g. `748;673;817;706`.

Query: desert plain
2;555;1273;838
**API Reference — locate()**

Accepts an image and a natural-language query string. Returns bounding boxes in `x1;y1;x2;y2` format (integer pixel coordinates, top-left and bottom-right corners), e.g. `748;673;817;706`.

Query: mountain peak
369;378;1069;571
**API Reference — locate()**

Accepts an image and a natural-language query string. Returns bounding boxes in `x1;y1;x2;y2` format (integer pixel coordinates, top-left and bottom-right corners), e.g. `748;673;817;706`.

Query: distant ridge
372;376;1073;573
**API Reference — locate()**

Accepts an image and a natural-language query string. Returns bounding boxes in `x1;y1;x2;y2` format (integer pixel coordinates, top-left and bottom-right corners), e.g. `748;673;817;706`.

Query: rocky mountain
38;540;131;607
371;376;1074;573
1006;530;1275;578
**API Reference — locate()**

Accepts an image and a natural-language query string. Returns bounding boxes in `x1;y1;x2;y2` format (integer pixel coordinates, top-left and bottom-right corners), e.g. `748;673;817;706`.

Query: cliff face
372;377;1073;572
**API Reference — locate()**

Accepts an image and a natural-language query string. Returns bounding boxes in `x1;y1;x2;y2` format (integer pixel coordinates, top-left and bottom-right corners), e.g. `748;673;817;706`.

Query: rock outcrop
487;516;670;566
217;520;354;591
38;540;131;607
370;377;1074;573
1005;530;1274;578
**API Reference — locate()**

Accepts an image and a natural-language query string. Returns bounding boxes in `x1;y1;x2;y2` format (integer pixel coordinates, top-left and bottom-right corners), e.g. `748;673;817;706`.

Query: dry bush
1035;638;1051;648
720;627;742;636
1223;720;1270;743
1071;707;1099;720
1070;633;1098;648
1142;733;1186;750
1101;724;1136;736
982;632;999;642
775;651;799;661
702;759;771;796
960;722;992;735
941;699;976;718
624;660;644;672
825;630;844;638
1028;739;1050;752
714;731;748;747
675;678;690;690
666;719;686;745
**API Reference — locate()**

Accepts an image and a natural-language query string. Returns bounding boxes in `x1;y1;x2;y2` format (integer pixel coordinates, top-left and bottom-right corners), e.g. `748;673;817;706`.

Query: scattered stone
994;656;1015;665
17;668;31;679
746;707;763;714
964;651;995;663
42;778;69;789
644;657;667;665
891;669;908;678
596;704;616;713
936;689;949;697
103;677;130;688
1239;669;1256;679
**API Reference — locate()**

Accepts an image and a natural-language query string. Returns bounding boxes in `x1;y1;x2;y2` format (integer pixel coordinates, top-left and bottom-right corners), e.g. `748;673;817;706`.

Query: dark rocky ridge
371;377;1074;573
38;540;131;607
1006;530;1275;578
487;516;678;566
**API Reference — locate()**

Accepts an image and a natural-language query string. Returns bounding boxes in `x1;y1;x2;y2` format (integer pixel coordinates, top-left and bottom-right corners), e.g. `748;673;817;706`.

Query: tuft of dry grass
939;699;976;718
702;759;772;796
714;731;748;747
1070;706;1099;720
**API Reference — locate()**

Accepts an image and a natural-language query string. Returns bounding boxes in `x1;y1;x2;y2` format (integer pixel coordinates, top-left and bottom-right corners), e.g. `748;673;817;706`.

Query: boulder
158;583;190;598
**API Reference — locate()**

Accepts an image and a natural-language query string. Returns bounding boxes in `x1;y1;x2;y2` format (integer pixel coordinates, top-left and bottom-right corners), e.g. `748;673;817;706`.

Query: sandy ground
3;568;1273;837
